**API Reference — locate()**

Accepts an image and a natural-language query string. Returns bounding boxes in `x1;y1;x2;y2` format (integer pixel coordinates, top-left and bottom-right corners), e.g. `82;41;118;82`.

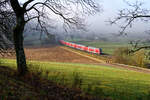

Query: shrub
113;47;135;65
132;50;146;68
113;47;148;68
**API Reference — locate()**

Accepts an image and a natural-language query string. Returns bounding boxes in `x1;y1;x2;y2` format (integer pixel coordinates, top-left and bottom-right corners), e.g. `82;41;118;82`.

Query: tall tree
0;0;100;75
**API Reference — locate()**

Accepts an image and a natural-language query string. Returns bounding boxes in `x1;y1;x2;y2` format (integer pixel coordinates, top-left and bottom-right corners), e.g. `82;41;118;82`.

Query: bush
132;50;146;68
113;47;135;65
113;47;148;68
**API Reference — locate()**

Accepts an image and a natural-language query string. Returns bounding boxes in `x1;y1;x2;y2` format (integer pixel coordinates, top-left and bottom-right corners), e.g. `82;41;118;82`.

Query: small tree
0;0;100;75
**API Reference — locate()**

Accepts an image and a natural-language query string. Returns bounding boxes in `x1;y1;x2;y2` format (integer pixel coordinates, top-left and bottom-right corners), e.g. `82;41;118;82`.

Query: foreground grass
0;61;99;100
1;59;150;100
0;67;40;100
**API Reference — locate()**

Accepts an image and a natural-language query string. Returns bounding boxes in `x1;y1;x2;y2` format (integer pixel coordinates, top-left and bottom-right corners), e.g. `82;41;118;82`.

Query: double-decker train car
60;40;102;55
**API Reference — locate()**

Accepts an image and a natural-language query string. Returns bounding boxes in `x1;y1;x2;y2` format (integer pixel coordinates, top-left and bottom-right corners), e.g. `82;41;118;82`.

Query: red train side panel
60;40;102;55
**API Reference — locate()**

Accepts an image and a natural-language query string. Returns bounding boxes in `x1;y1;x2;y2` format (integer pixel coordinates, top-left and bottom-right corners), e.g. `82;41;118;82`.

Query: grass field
1;59;150;100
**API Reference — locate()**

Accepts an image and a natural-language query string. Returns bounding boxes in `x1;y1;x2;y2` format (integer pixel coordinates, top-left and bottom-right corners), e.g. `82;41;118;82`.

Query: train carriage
60;40;102;55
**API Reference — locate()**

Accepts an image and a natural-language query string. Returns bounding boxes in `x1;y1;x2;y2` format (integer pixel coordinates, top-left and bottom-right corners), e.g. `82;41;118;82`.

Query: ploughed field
25;46;100;63
1;46;100;63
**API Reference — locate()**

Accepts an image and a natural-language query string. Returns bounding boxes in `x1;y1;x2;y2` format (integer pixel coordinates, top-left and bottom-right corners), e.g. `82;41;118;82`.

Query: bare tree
0;0;100;75
0;0;15;57
109;0;150;52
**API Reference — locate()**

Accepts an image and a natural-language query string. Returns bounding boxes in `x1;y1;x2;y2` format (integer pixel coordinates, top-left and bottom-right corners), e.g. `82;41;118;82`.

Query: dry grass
113;47;149;68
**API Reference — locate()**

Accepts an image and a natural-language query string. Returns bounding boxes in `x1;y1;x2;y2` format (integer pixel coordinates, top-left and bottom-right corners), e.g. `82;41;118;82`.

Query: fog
87;0;150;35
22;0;150;44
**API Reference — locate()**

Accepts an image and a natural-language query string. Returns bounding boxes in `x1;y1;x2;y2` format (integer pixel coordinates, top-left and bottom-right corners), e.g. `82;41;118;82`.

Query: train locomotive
60;40;102;55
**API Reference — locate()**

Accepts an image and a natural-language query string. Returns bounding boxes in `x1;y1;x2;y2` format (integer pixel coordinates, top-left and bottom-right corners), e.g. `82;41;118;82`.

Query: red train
60;40;102;55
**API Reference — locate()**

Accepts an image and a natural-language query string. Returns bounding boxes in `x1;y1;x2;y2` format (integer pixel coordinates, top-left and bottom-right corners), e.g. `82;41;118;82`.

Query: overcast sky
20;0;150;36
88;0;150;35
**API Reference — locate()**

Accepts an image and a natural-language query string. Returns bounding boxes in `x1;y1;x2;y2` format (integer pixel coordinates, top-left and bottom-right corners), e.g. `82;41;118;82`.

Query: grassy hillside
0;61;100;100
0;67;40;100
1;59;150;100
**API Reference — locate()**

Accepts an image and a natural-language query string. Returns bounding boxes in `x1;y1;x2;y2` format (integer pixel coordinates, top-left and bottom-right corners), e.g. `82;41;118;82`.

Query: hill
0;65;102;100
1;59;150;100
1;45;150;100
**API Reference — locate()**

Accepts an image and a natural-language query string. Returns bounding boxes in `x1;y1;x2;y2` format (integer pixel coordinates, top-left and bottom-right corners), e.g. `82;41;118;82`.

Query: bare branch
23;0;35;9
109;0;150;35
22;0;100;40
0;0;100;49
130;46;150;53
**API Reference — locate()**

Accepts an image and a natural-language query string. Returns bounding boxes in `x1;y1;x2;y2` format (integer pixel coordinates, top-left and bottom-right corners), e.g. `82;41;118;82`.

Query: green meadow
1;59;150;100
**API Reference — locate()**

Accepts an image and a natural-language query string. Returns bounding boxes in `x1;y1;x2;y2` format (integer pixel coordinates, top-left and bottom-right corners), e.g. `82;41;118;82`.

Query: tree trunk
9;0;28;75
13;16;28;76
